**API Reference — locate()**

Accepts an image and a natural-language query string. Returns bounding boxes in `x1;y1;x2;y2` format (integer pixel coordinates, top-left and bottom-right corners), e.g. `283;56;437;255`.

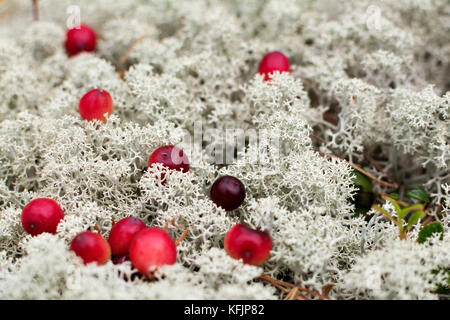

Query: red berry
148;145;190;182
210;176;246;211
79;89;114;122
224;224;272;266
129;227;177;275
64;24;97;56
70;231;111;265
21;198;64;236
258;51;290;81
108;217;147;256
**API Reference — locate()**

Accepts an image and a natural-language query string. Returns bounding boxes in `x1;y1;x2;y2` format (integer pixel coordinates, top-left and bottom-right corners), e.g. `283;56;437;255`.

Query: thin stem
363;149;397;184
119;25;154;65
258;275;330;300
32;0;39;21
317;152;399;189
371;205;397;225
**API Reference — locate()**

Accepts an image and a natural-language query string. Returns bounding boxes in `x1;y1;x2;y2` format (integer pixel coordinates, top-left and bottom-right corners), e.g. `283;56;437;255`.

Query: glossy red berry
70;231;111;265
108;217;147;256
21;198;64;236
64;24;97;56
210;176;246;211
258;51;290;81
129;227;177;275
148;145;190;181
79;88;114;122
224;224;272;266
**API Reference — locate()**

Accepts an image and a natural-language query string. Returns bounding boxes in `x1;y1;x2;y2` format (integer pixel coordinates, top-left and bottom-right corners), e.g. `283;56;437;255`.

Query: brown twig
363;149;397;185
317;151;399;189
171;218;190;247
118;25;154;65
32;0;39;21
258;274;330;300
284;287;300;300
321;282;336;297
420;203;442;227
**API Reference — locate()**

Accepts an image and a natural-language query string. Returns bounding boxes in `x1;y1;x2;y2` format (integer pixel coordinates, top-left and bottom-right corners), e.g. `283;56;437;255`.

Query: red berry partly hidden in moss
21;198;64;236
210;176;246;211
70;231;111;265
79;88;114;122
148;145;190;181
64;24;97;56
108;217;147;256
129;227;177;276
224;224;272;266
258;51;290;81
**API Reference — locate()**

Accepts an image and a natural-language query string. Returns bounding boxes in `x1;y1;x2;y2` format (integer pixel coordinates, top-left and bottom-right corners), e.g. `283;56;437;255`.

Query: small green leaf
388;192;400;200
418;222;444;244
351;170;373;193
406;211;425;230
399;203;424;220
386;198;402;216
406;186;430;203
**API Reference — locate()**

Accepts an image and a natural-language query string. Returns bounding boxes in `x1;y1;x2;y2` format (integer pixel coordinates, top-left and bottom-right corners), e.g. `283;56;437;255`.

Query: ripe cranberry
21;198;64;236
224;224;272;266
129;227;177;276
258;51;290;81
210;176;246;211
79;88;114;122
70;231;111;265
148;145;190;182
108;217;147;256
64;24;97;56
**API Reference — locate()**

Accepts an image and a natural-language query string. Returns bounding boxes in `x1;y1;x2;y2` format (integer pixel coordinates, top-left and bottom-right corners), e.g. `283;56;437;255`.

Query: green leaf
418;222;444;244
399;203;424;220
351;170;372;193
388;192;400;200
406;186;430;203
386;198;402;216
406;211;425;230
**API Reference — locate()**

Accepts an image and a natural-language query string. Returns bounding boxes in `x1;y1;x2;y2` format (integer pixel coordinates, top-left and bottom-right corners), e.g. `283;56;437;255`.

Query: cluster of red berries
20;145;272;274
18;23;285;274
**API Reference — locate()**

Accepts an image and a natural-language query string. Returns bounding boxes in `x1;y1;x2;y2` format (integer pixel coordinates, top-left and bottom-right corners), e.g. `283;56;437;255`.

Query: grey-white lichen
0;0;448;300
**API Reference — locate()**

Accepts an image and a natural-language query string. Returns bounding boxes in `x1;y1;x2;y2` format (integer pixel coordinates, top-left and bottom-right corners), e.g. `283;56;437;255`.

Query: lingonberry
64;24;97;56
258;51;290;81
21;198;64;236
129;227;177;276
210;176;246;211
148;145;190;182
79;89;114;122
224;224;272;266
70;231;111;265
108;217;147;256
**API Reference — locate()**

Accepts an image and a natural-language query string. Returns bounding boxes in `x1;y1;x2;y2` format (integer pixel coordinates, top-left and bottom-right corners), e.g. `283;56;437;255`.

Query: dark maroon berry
210;176;246;211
